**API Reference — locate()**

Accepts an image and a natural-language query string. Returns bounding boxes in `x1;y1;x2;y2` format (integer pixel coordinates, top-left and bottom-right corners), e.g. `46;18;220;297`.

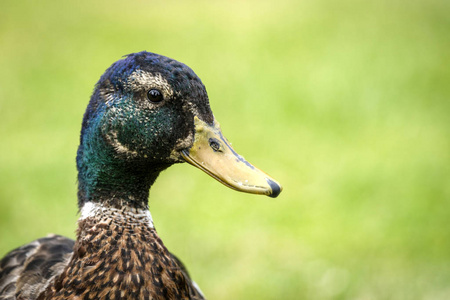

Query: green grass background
1;0;449;299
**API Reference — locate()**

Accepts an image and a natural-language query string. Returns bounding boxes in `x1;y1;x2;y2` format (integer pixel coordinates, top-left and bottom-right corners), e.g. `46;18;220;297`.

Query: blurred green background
1;0;449;299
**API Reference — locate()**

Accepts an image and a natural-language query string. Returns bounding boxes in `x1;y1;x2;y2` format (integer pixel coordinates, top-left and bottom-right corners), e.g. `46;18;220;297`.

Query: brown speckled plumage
0;205;203;300
38;207;202;300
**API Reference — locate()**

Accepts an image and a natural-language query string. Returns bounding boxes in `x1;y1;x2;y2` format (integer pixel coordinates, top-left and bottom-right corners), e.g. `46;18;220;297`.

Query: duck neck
78;201;156;230
76;142;171;209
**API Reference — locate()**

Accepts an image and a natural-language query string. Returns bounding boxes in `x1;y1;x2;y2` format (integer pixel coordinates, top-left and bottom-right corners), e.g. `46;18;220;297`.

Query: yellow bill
181;116;282;198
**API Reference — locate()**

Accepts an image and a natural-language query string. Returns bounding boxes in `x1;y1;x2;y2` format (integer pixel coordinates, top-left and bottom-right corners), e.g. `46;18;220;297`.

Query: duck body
0;52;281;299
40;205;201;299
0;208;202;300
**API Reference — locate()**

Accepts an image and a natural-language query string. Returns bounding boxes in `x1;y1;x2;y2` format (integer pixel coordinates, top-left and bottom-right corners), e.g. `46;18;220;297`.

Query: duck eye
147;89;164;103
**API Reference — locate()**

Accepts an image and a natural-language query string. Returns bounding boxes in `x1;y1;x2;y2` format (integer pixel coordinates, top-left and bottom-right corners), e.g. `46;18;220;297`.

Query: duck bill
181;116;282;198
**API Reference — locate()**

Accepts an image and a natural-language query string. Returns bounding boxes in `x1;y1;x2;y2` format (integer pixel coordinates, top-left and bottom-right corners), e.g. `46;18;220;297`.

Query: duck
0;51;282;300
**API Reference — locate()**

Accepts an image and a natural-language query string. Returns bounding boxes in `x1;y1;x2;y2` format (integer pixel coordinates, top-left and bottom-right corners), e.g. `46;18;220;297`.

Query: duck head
76;52;281;209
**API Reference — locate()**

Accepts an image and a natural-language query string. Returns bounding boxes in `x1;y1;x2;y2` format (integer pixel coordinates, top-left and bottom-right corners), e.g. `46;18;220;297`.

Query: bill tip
266;178;282;198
